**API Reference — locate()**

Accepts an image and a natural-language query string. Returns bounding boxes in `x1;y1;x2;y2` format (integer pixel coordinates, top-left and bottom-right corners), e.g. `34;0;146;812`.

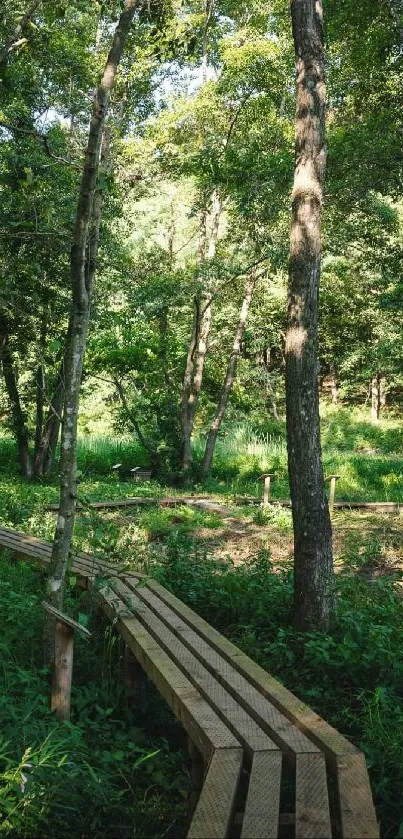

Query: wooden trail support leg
42;601;91;722
258;473;276;506
325;474;340;514
188;738;204;816
52;621;74;721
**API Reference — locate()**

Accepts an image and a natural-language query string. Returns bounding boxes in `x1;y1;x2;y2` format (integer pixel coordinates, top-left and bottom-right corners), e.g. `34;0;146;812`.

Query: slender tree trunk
33;366;64;478
371;373;381;421
33;363;45;467
201;276;255;479
42;379;64;475
329;363;338;404
181;190;221;473
33;312;47;475
0;320;32;478
285;0;333;632
46;1;138;646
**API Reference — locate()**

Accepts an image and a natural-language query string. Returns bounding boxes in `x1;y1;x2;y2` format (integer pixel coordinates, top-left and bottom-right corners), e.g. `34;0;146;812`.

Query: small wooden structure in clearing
111;464;152;482
131;467;152;481
0;526;379;839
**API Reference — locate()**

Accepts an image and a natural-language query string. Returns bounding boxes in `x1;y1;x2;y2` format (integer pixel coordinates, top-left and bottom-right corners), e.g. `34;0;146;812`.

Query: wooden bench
0;526;379;839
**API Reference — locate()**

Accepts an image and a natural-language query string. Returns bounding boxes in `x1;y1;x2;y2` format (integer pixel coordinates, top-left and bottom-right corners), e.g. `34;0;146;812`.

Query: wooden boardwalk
0;525;379;839
47;496;403;514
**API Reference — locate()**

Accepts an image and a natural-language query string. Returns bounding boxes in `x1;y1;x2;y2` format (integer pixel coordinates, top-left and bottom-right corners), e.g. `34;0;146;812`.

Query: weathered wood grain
135;575;357;759
107;577;278;756
125;576;318;757
336;754;379;838
241;751;282;839
99;583;241;761
187;749;243;839
296;753;332;838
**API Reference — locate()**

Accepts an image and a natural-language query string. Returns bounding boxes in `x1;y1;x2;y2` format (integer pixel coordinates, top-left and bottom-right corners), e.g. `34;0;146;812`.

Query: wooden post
325;475;340;513
52;620;74;721
42;601;91;721
258;473;276;506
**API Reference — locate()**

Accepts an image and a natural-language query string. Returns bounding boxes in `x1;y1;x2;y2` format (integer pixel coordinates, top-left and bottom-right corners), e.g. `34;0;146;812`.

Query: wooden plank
133;575;357;759
241;751;282;839
296;753;332;839
336;754;379;838
42;601;91;636
98;583;241;762
187;748;243;839
124;577;318;757
0;527;120;577
47;497;159;511
106;577;278;755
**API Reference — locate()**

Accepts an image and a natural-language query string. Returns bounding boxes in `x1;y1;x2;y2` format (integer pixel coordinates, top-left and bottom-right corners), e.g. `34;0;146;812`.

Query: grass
0;559;189;838
197;407;403;502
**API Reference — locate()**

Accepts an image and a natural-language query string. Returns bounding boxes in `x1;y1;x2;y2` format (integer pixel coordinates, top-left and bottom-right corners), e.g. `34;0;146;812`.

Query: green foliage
0;559;189;838
138;505;222;539
147;534;403;837
252;503;292;532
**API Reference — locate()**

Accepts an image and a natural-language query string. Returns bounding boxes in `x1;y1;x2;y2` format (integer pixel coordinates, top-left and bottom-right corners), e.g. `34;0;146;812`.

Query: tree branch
0;0;41;66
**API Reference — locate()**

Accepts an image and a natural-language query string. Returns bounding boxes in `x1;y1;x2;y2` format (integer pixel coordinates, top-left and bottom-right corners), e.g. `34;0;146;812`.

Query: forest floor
67;496;403;581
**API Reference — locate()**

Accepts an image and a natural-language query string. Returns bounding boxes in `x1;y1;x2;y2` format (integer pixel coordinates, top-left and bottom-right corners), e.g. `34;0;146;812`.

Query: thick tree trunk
181;191;221;473
46;1;138;647
0;0;41;65
0;322;32;478
201;276;254;479
285;0;333;632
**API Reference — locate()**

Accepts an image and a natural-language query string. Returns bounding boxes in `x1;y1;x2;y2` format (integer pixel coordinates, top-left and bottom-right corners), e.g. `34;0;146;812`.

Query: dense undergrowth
1;408;403;836
145;534;403;838
0;560;189;838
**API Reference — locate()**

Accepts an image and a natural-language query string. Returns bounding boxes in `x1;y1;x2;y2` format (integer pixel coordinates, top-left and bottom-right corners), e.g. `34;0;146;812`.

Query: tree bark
201;276;254;479
181;190;221;473
329;363;338;404
33;362;45;469
46;1;138;649
371;373;382;421
0;0;41;66
285;0;333;632
0;320;32;478
33;366;64;478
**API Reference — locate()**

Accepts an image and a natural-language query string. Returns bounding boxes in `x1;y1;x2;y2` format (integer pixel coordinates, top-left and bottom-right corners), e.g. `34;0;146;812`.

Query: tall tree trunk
33;311;47;475
46;1;138;644
285;0;333;632
201;276;254;479
33;362;45;468
0;320;32;478
42;378;64;475
0;0;41;65
33;365;64;478
181;190;221;473
371;373;382;421
329;362;338;404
